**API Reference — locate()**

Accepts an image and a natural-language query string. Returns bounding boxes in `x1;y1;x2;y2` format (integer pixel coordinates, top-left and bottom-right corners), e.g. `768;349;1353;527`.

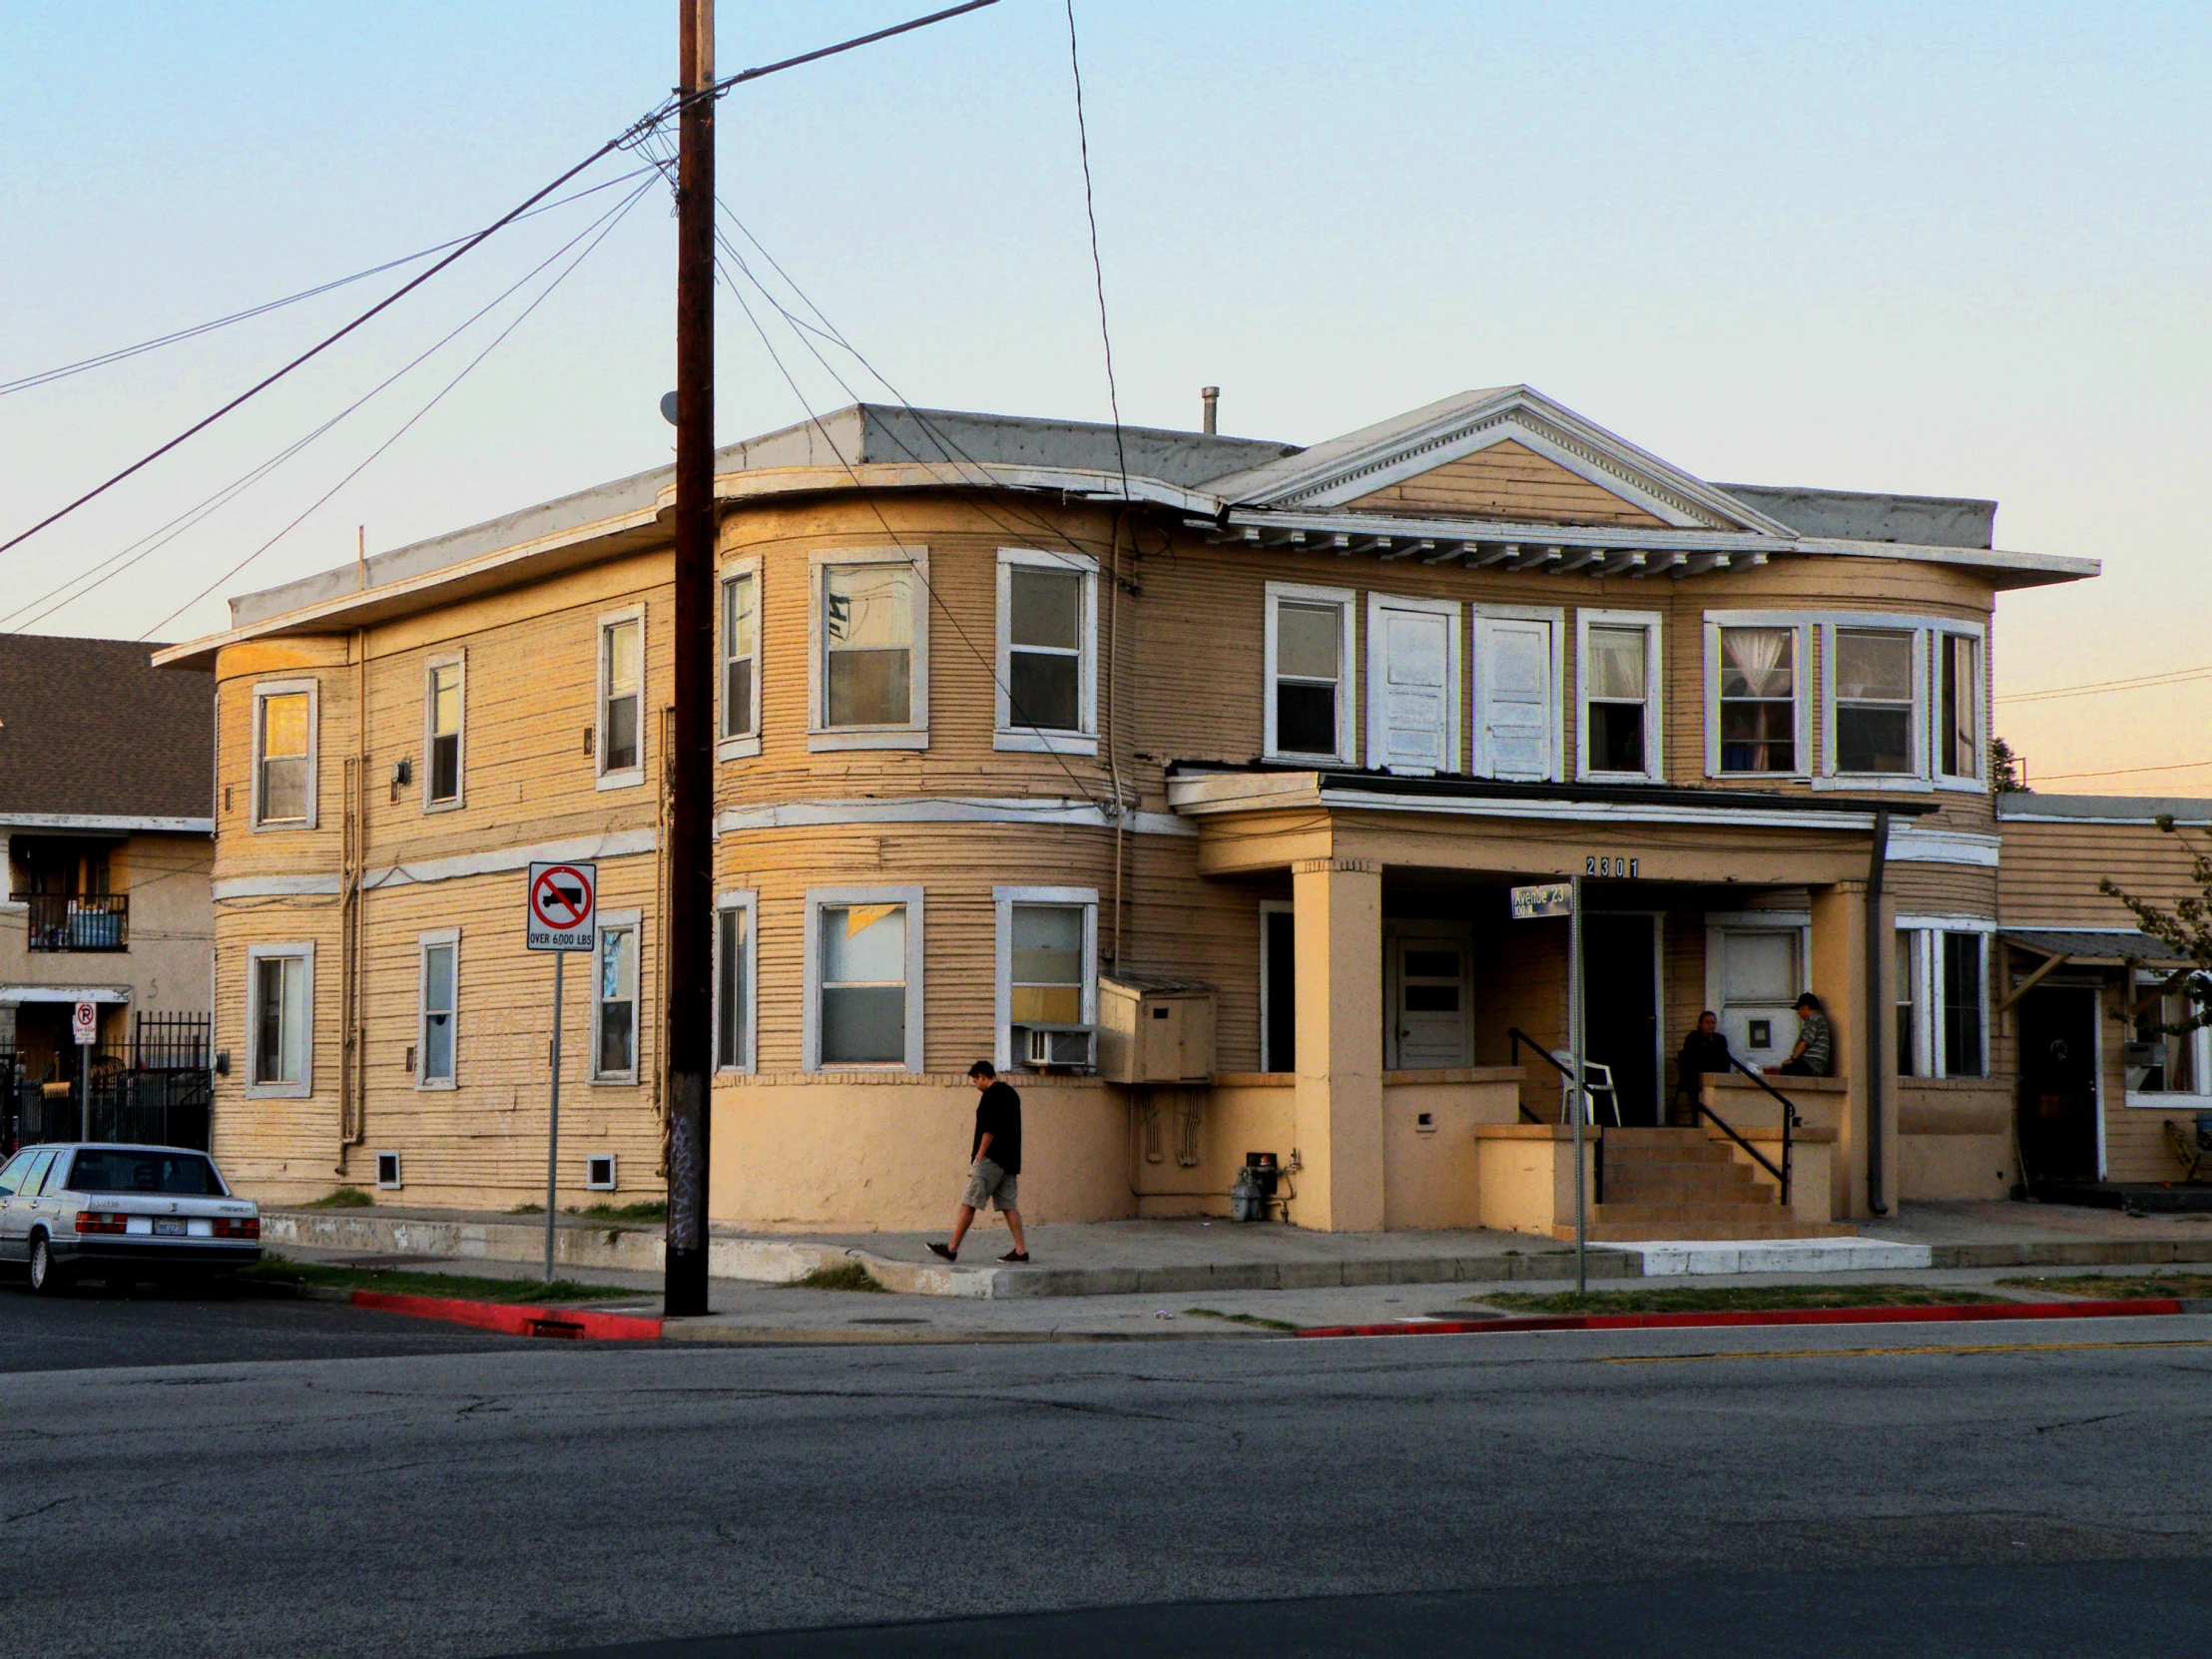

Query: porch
1167;764;1926;1237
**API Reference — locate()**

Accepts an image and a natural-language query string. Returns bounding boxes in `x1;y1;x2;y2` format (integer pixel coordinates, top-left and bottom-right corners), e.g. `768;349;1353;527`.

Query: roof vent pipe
1201;386;1219;435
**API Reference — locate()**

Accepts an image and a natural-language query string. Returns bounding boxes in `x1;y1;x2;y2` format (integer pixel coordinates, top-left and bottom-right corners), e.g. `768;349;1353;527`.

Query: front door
1369;601;1457;775
1388;932;1471;1069
2018;985;2100;1183
1474;616;1554;780
1582;913;1661;1125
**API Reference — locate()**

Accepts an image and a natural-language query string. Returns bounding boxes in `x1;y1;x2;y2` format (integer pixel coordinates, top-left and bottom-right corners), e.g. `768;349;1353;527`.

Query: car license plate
154;1219;187;1237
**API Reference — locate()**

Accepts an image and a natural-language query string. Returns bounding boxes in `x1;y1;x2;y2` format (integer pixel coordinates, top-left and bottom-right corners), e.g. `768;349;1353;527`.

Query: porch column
1292;855;1384;1231
1808;880;1899;1220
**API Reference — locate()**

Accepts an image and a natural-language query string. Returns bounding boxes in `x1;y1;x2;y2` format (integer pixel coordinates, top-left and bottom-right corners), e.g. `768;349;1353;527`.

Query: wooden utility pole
665;0;716;1318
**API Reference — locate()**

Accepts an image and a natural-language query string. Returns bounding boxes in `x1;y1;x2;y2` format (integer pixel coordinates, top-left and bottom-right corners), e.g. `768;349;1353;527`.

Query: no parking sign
526;862;597;952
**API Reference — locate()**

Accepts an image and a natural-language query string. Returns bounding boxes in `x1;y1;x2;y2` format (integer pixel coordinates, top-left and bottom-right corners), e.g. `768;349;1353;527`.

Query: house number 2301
1586;854;1639;877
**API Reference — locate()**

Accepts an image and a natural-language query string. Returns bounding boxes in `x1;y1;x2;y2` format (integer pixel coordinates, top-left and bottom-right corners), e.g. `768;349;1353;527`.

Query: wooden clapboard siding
1348;440;1672;528
1890;863;1997;915
1997;818;2199;925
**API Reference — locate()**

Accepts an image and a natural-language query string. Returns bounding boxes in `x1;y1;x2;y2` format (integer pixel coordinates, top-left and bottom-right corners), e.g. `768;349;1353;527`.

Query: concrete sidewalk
260;1198;2212;1302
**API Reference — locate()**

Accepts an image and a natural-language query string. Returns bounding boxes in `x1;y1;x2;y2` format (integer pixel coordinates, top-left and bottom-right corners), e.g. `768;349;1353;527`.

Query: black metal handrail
17;891;128;952
1507;1027;1601;1199
1686;1054;1801;1205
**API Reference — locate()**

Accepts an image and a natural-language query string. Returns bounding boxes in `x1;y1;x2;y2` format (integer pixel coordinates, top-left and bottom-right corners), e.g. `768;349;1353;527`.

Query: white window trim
1263;581;1359;765
717;557;763;762
992;884;1099;1071
415;927;459;1090
244;940;315;1099
809;547;930;753
1930;623;1991;795
1819;618;1930;789
2124;968;2212;1108
1469;602;1567;783
250;678;319;831
1899;913;1994;1079
590;907;644;1085
803;884;924;1073
1575;609;1663;784
421;651;466;814
714;888;758;1075
994;547;1098;756
1364;591;1461;777
1703;613;1812;781
595;604;647;791
1260;899;1294;1073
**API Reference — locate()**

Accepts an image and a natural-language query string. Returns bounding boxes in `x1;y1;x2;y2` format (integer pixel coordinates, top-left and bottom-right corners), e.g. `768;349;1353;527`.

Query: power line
1064;0;1129;505
1998;663;2212;705
7;179;657;634
0;166;660;399
705;0;1001;98
2037;758;2212;783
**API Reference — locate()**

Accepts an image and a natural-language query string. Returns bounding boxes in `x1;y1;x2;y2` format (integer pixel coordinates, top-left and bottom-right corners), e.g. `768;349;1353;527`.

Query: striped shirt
1797;1009;1833;1074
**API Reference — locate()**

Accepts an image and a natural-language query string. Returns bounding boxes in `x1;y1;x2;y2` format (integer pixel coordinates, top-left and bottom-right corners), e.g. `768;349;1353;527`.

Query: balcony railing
17;892;129;952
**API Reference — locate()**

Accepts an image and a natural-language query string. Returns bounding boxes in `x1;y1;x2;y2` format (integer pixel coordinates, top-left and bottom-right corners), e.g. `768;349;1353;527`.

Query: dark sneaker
925;1242;957;1262
999;1250;1030;1264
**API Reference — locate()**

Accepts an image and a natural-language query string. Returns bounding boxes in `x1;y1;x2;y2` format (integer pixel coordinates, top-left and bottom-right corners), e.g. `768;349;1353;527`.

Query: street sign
1509;881;1573;920
526;861;598;951
71;1000;98;1046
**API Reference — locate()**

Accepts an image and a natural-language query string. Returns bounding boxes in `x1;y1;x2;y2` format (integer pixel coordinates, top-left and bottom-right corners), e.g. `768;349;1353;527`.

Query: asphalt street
4;1291;2211;1658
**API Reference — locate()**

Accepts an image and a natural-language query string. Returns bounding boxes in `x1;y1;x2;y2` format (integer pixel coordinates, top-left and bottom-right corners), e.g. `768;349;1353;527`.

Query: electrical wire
1997;664;2212;705
7;179;657;635
0;166;659;399
141;177;656;640
2037;758;2212;784
1064;0;1128;505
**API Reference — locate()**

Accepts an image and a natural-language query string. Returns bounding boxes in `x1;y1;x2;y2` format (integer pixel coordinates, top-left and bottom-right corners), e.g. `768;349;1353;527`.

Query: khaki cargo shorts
961;1157;1019;1212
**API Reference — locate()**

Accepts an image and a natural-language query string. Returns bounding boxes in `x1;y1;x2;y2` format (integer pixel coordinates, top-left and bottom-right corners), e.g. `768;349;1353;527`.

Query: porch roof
2000;928;2189;968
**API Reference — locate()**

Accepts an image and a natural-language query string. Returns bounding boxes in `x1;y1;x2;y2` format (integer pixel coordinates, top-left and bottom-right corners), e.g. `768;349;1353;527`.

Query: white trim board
714;798;1193;837
0;984;133;1005
0;815;213;834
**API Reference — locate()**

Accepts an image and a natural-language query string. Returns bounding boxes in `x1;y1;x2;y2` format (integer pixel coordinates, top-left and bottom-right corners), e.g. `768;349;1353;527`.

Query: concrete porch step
1588;1201;1792;1226
1605;1160;1760;1184
1598;1182;1767;1206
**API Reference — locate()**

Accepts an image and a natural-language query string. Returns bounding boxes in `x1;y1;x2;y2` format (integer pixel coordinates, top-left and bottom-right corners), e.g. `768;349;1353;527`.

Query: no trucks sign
526;861;598;952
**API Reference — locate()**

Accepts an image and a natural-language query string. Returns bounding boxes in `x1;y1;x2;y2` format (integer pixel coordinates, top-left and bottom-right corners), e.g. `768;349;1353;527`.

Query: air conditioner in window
1017;1024;1095;1070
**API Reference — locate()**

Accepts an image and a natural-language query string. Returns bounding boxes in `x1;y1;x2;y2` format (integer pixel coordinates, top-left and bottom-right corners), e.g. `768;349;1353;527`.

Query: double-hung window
1713;625;1799;775
994;887;1097;1070
594;913;641;1081
1895;930;1920;1078
1832;627;1918;776
996;549;1096;753
812;551;928;750
1895;924;1987;1078
598;610;644;785
806;887;923;1071
1578;612;1660;781
1935;630;1984;785
424;657;463;809
720;563;760;757
247;943;313;1097
715;893;756;1072
1265;583;1356;764
417;931;457;1087
2128;971;2212;1098
253;681;316;827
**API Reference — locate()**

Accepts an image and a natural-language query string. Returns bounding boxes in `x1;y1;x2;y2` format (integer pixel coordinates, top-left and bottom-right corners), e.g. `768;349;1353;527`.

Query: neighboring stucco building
0;634;215;1106
161;386;2125;1234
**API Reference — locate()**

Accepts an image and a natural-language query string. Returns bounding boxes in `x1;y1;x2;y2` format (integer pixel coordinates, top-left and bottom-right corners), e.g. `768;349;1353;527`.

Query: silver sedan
0;1143;261;1294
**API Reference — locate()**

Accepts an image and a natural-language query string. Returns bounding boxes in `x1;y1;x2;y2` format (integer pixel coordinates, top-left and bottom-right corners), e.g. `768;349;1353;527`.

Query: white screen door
1369;600;1457;775
1389;934;1471;1068
1476;616;1555;780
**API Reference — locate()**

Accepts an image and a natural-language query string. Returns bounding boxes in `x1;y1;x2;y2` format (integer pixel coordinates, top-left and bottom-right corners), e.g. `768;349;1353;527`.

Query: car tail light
75;1211;128;1235
213;1217;261;1240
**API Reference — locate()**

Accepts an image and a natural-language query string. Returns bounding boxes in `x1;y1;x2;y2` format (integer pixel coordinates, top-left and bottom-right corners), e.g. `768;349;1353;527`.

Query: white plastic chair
1551;1050;1621;1126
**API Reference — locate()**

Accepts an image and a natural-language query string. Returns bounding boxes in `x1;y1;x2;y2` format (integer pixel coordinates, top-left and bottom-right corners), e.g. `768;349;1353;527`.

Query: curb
1296;1297;2187;1339
348;1289;664;1342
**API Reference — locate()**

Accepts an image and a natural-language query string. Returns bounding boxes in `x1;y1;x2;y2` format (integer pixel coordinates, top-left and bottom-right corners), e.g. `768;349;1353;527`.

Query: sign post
1510;880;1587;1293
72;999;97;1141
527;861;598;1283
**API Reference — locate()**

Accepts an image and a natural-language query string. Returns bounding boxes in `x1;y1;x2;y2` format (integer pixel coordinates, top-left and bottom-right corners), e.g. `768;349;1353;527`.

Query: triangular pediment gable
1202;387;1796;536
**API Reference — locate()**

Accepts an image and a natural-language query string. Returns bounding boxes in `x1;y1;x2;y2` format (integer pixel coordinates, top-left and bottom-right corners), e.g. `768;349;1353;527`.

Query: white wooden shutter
1370;603;1455;774
1477;617;1554;780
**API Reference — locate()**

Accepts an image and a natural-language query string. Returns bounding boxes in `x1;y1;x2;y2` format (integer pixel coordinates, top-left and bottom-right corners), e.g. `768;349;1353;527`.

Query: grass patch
509;1203;545;1215
569;1201;667;1222
789;1261;886;1293
243;1260;635;1303
1998;1274;2212;1300
1185;1307;1301;1332
1473;1283;2006;1316
302;1187;374;1209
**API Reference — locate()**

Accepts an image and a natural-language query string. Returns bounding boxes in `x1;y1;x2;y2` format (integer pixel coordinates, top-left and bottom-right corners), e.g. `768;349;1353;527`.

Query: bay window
1716;626;1798;774
1833;628;1917;776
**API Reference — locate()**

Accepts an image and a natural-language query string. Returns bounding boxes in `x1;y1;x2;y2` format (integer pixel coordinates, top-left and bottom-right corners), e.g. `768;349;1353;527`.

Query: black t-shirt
971;1080;1022;1175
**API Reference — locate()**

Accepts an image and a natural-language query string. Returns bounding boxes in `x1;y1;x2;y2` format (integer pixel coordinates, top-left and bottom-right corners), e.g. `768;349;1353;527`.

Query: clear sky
2;2;2205;788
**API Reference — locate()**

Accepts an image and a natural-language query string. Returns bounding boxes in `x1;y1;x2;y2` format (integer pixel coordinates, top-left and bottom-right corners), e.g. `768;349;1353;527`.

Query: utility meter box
1098;972;1216;1083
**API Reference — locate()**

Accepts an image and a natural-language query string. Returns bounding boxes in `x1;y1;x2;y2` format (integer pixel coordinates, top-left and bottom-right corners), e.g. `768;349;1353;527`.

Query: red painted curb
348;1290;664;1342
1295;1298;2185;1339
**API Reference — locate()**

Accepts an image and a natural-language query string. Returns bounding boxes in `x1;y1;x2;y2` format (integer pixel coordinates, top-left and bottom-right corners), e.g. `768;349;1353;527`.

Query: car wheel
26;1233;70;1296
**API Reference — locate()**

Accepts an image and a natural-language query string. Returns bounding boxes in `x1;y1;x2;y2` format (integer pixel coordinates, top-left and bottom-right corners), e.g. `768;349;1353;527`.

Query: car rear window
66;1151;226;1196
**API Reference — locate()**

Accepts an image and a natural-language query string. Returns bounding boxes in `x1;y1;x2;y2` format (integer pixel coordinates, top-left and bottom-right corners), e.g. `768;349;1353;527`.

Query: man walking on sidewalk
927;1061;1029;1264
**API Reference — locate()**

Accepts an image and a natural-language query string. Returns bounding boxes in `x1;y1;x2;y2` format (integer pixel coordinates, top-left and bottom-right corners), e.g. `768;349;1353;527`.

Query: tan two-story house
157;387;2109;1236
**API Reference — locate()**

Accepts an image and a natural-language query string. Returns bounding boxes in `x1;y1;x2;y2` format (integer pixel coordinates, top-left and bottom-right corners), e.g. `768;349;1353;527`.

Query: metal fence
2;1012;213;1154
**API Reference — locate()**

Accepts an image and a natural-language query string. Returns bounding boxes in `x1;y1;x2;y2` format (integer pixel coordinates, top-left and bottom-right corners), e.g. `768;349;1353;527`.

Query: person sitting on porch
1674;1011;1732;1124
1774;993;1833;1077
